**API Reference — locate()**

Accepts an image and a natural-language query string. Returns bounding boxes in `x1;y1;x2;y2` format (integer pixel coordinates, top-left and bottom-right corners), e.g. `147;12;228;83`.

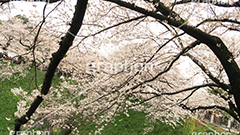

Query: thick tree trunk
13;0;88;134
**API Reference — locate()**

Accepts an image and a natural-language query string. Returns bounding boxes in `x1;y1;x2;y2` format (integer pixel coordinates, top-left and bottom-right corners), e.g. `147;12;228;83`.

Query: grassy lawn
75;110;224;135
0;63;61;134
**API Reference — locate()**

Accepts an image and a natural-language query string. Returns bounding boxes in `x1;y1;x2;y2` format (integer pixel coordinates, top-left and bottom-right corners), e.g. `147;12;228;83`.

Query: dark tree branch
197;18;240;27
228;27;240;32
185;53;232;93
13;0;88;133
0;0;60;4
41;0;88;95
161;83;217;96
196;18;240;32
177;88;198;104
76;15;146;46
32;4;48;91
179;104;240;122
228;101;240;117
132;82;217;97
173;0;240;7
128;83;217;110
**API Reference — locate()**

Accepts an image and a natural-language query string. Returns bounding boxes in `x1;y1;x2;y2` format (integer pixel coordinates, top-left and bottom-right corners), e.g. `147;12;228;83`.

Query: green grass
100;110;147;135
65;110;220;135
100;112;236;135
0;64;61;134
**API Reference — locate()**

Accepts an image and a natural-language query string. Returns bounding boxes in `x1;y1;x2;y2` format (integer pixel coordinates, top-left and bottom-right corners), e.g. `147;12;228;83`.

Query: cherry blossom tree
0;0;240;134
